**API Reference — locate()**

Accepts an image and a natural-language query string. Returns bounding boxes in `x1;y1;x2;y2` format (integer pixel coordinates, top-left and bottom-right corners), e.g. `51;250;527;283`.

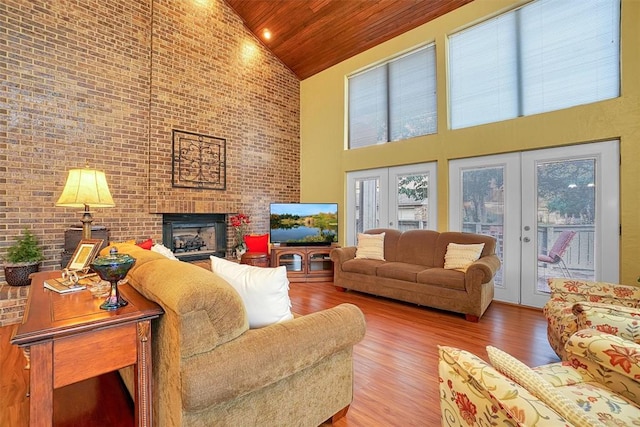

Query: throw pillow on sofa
210;256;294;328
444;243;484;271
151;243;178;260
486;346;601;427
136;238;154;250
355;232;385;260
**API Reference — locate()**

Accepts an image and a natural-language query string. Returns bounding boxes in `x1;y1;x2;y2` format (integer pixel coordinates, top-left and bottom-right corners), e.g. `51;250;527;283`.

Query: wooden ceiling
225;0;473;80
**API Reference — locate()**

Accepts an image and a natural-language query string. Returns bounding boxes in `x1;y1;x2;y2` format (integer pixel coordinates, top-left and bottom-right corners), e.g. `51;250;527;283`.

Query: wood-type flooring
0;280;559;426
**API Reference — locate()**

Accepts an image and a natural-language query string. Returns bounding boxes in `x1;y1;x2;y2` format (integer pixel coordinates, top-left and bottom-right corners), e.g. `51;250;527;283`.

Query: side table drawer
53;322;137;388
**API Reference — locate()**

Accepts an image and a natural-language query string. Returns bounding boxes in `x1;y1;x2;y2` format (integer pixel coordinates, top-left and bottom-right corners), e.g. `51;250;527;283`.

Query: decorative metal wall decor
172;129;226;190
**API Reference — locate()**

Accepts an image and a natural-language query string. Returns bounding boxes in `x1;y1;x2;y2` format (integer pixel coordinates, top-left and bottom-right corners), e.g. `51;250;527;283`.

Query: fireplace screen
162;214;227;261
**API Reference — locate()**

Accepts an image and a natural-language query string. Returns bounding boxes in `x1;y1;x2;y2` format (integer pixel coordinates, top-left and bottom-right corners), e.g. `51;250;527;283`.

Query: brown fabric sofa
104;243;366;427
330;229;500;322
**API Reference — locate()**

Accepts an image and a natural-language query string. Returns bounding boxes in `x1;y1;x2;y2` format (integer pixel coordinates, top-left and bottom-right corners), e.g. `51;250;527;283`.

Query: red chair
538;230;576;278
240;234;270;267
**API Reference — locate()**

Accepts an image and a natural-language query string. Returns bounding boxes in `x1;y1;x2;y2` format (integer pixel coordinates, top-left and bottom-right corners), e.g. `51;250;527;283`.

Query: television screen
270;203;338;246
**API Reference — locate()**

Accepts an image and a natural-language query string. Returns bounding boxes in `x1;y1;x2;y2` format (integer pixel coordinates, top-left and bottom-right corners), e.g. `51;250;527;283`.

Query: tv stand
270;245;336;282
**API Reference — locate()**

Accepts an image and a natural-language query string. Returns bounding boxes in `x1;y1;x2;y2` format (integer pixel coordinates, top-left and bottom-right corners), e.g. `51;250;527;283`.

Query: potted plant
3;229;44;286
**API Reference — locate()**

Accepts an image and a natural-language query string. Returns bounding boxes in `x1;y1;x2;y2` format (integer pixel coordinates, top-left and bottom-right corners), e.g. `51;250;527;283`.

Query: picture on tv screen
270;203;338;246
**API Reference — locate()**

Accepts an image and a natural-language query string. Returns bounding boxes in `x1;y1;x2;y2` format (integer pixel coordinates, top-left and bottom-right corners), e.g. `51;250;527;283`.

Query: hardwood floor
1;281;559;426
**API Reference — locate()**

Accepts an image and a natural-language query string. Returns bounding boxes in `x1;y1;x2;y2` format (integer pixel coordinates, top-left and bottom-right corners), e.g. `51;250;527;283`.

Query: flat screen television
270;203;338;246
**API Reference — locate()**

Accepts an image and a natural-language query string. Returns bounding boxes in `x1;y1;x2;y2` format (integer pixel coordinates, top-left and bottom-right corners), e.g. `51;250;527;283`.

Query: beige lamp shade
56;168;115;208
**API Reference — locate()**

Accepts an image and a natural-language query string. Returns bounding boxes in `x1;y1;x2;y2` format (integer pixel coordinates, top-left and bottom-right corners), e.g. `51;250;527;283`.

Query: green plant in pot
3;229;44;286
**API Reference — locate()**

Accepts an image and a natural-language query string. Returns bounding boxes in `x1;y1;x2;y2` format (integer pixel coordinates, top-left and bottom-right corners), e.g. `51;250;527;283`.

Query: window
348;45;437;149
449;0;620;129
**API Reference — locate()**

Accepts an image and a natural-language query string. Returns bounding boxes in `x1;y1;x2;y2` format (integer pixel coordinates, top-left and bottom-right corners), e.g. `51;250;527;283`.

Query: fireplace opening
162;214;227;261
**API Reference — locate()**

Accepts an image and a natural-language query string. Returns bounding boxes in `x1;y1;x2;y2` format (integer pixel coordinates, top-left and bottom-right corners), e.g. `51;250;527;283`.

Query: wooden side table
240;252;269;267
11;271;163;427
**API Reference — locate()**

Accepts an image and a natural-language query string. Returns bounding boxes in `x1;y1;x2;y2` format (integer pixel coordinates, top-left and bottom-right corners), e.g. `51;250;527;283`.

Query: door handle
522;237;531;243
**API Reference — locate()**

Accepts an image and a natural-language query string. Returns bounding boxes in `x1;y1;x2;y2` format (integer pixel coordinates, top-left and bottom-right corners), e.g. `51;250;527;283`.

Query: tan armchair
542;278;640;360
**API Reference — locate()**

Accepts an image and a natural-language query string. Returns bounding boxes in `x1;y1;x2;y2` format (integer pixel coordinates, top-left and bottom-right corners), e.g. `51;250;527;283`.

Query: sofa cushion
341;258;383;275
416;268;465;290
537;354;640;427
376;262;424;282
394;230;440;267
444;243;485;271
211;256;294;329
355;232;385;260
574;302;640;344
487;346;602;427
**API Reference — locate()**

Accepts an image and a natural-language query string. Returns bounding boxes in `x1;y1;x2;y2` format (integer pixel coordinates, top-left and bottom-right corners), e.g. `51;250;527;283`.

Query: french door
346;163;437;245
449;141;619;308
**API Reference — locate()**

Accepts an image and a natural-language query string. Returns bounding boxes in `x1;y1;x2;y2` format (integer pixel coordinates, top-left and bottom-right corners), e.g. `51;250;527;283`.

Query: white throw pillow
151;243;179;260
210;256;293;328
444;243;485;271
355;232;385;260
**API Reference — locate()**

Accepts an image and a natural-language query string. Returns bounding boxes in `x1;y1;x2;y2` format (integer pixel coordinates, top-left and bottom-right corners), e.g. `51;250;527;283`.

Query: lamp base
100;280;128;311
81;207;93;240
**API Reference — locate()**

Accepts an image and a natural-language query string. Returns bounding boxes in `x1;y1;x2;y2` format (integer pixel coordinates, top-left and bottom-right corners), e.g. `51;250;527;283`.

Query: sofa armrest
572;302;640;343
330;246;357;266
180;303;367;411
547;279;640;305
566;329;640;380
127;258;249;358
465;254;501;284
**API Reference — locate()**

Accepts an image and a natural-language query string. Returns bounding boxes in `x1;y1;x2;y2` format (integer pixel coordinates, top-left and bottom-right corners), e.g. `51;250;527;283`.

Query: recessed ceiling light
262;29;272;40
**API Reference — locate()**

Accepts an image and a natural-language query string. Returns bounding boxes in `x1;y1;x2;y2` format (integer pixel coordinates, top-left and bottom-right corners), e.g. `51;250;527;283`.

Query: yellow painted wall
300;0;640;284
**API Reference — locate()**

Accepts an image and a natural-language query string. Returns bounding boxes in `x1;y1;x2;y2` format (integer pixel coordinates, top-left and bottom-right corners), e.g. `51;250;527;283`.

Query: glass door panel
278;253;304;272
521;142;618;308
391;163;436;231
450;153;520;303
347;163;436;245
451;141;618;308
535;159;596;291
460;167;505;286
308;251;333;272
356;177;381;234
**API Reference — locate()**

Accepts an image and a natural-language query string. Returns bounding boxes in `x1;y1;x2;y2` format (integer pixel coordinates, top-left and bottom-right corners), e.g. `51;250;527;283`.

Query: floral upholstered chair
439;329;640;426
542;278;640;360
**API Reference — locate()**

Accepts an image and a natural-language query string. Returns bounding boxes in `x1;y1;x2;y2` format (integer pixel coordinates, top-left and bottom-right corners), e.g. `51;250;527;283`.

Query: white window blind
349;66;388;148
349;45;436;149
449;0;620;129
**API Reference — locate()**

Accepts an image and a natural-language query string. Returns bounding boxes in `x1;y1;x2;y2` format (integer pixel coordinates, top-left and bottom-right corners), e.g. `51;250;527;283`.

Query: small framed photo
67;239;104;271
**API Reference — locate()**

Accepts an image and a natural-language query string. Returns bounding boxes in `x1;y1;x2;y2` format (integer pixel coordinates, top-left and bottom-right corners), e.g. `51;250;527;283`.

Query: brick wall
0;0;300;293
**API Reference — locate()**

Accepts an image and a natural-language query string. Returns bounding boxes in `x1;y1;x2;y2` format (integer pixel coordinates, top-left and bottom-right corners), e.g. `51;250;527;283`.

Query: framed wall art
172;129;227;190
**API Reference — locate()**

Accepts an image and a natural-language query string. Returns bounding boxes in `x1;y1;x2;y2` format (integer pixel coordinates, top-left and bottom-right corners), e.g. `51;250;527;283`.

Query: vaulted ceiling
225;0;473;80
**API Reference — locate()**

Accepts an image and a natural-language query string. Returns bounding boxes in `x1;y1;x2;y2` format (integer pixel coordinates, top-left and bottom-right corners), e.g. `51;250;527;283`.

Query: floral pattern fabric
542;279;640;360
438;346;572;426
439;329;640;426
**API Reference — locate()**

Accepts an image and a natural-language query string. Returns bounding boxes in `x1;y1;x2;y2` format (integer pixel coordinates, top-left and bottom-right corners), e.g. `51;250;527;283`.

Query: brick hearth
0;283;29;327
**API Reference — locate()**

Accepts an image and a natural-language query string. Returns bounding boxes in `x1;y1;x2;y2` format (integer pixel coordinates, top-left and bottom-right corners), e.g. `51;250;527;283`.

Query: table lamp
56;166;115;239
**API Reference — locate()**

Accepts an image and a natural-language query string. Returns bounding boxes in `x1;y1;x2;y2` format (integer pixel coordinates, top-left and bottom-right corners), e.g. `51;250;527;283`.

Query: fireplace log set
162;214;228;261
